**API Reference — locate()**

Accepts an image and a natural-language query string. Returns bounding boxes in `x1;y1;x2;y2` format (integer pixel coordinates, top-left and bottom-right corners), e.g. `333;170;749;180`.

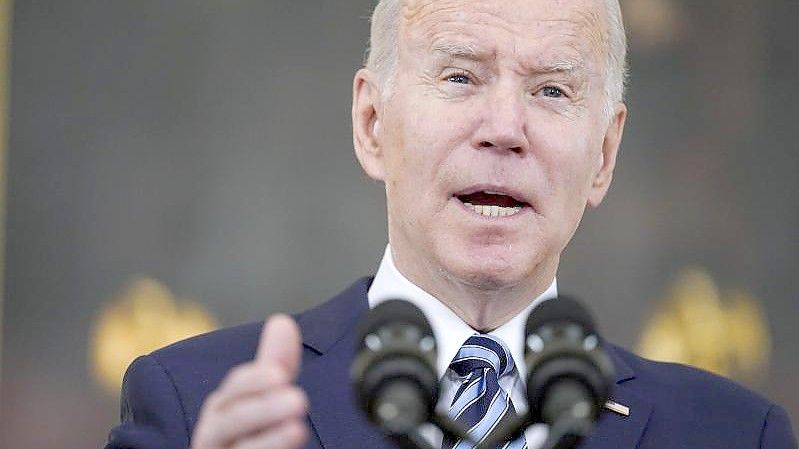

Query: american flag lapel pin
604;400;630;417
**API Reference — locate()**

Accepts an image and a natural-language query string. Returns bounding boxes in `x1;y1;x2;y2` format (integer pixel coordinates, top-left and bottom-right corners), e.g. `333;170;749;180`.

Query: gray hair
365;0;628;118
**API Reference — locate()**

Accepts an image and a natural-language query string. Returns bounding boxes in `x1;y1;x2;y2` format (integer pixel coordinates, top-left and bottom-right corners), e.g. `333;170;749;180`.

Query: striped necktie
443;334;527;449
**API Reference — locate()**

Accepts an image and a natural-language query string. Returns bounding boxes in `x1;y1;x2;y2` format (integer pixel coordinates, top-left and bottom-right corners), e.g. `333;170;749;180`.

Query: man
106;0;796;448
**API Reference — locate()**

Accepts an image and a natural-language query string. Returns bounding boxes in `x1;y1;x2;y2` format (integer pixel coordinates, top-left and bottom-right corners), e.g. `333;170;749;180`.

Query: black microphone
351;299;439;439
524;296;615;449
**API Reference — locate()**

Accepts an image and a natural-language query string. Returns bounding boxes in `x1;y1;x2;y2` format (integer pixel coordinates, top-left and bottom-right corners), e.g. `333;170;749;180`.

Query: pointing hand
192;315;308;449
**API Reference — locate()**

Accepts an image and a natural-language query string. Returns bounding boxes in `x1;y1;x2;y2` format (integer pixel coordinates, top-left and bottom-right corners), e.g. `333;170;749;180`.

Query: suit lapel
579;345;653;449
297;278;396;449
580;387;652;449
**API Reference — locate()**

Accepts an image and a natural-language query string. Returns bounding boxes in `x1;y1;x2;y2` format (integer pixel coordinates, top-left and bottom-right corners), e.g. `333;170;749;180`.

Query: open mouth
455;189;530;218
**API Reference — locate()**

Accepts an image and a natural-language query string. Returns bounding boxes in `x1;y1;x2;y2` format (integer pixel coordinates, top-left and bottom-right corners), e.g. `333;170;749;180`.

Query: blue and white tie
443;334;527;449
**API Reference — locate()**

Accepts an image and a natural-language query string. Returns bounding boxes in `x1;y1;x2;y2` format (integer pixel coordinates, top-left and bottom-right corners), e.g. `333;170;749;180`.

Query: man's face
354;0;626;294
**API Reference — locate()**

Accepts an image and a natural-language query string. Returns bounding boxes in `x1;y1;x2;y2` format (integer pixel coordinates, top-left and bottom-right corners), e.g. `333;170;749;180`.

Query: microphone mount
352;296;614;449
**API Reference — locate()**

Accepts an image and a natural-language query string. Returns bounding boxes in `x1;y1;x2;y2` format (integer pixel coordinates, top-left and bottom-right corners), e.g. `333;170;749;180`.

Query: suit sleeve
760;404;797;449
104;355;191;449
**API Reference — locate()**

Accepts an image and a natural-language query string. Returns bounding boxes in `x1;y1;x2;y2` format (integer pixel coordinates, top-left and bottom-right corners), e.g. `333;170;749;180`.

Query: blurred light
623;0;685;50
637;268;770;382
90;277;218;396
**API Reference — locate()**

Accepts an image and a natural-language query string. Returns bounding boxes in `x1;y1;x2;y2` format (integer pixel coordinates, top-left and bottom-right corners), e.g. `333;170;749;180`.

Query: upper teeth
463;202;522;217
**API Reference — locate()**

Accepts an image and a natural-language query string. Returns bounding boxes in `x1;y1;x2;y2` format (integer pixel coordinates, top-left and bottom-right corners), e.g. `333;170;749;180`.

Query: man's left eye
446;74;471;84
541;86;564;98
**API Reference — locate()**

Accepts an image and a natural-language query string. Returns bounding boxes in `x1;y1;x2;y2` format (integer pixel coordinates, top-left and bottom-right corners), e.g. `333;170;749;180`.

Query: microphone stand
539;415;592;449
391;432;437;449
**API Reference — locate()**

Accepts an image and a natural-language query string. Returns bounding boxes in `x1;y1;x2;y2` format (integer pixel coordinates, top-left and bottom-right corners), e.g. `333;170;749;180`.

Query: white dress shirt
368;245;555;449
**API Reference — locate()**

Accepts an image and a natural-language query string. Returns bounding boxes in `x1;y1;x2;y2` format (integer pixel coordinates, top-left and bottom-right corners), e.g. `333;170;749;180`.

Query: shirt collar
367;244;557;380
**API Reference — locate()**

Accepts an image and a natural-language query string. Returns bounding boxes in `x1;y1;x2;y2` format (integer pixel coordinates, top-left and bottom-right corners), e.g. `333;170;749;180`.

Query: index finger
256;314;303;381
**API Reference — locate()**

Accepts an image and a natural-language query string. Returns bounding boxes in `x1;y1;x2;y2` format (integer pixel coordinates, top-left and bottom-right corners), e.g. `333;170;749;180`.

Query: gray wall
2;1;797;448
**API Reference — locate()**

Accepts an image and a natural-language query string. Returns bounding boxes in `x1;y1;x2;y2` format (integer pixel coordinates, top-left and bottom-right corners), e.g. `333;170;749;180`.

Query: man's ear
352;68;386;181
587;102;627;208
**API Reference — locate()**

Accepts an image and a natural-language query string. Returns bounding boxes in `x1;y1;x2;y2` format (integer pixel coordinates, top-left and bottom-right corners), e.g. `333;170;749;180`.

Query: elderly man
106;0;796;448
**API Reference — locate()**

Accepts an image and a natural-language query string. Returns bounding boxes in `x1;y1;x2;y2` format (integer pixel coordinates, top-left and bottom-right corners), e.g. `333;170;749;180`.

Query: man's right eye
446;73;471;84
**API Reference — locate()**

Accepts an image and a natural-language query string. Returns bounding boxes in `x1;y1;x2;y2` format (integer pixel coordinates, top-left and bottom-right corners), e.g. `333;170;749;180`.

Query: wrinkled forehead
400;0;608;69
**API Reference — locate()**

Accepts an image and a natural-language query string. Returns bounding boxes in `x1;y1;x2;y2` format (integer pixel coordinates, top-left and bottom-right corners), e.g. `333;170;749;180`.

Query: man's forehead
402;0;604;21
400;0;608;62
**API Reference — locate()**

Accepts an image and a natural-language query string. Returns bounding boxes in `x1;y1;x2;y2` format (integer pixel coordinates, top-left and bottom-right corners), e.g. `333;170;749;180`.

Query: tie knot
450;334;515;378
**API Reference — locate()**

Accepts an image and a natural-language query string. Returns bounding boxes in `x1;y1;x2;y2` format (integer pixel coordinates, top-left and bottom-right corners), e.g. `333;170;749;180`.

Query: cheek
530;119;598;204
380;117;440;210
407;104;470;146
394;103;473;180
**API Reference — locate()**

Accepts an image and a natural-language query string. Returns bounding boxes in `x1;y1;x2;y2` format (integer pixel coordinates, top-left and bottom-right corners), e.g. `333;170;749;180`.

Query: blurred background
0;0;797;447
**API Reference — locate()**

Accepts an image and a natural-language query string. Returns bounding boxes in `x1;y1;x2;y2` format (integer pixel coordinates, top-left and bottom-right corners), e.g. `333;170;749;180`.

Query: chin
440;244;531;292
457;271;516;291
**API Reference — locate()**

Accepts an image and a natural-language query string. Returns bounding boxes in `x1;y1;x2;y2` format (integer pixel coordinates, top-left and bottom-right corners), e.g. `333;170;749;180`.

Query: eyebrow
430;42;587;77
431;42;492;61
535;58;588;76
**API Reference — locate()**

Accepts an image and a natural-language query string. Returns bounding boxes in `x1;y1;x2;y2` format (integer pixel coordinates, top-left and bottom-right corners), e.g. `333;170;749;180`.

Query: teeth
463;202;522;217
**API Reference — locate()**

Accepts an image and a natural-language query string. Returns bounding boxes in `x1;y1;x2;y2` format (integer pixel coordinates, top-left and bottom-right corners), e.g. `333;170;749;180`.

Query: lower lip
452;197;532;220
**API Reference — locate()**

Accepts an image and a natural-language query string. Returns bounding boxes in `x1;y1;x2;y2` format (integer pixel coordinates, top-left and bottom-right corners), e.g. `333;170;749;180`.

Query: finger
209;387;308;447
256;314;302;381
231;420;308;449
212;363;290;408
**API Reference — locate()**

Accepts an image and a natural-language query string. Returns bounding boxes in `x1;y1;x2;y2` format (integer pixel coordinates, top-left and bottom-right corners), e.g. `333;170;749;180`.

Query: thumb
256;314;303;381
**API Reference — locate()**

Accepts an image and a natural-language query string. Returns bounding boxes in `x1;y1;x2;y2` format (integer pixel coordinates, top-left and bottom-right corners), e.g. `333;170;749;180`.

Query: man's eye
541;86;565;98
446;73;471;84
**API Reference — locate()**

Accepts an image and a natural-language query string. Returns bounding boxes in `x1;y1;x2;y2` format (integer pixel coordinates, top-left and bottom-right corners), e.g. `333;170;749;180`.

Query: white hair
365;0;628;119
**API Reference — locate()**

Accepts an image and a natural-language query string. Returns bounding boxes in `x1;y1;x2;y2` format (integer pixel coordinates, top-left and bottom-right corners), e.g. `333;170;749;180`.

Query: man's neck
390;246;558;331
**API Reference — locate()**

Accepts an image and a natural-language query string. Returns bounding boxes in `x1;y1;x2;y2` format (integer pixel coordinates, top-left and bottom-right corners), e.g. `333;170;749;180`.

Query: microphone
351;299;439;438
524;296;615;449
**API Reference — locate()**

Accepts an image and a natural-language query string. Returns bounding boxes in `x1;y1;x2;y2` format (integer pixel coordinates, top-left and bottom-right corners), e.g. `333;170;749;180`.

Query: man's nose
471;85;529;155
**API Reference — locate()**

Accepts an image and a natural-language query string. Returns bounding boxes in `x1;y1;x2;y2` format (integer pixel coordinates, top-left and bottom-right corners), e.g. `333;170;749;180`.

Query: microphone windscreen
525;296;597;336
357;299;433;342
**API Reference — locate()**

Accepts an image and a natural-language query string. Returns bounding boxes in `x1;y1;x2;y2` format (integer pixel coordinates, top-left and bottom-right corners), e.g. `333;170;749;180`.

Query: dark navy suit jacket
106;277;796;449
